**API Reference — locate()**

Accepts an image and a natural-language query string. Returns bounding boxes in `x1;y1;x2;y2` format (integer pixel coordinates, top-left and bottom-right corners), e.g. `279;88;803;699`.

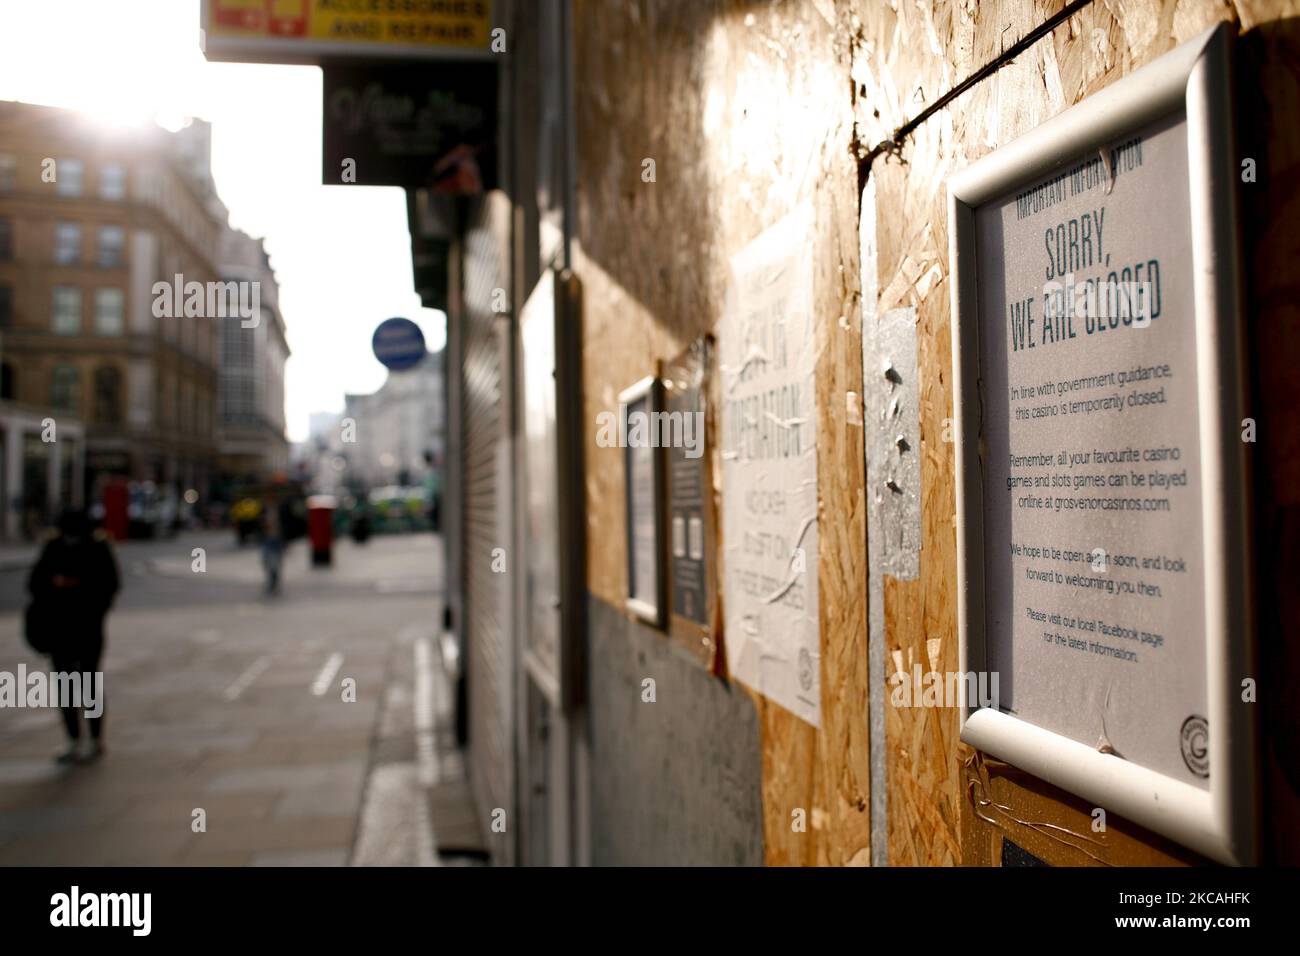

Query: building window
0;285;11;328
93;366;122;425
0;217;11;259
53;221;81;264
222;318;254;368
0;154;15;192
97;224;125;267
51;365;80;413
99;164;126;201
52;286;81;334
0;362;13;400
56;158;83;196
94;288;124;335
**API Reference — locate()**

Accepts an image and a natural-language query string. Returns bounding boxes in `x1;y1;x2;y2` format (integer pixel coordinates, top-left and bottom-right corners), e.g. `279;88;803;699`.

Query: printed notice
665;342;710;627
719;204;819;727
976;112;1209;786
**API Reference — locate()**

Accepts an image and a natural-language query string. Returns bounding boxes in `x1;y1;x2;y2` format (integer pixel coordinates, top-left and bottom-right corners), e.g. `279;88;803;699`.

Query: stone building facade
0;102;228;520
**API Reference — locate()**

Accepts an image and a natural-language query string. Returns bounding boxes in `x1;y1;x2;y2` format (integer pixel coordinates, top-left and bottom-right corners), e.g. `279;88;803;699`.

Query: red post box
306;495;336;567
101;480;129;542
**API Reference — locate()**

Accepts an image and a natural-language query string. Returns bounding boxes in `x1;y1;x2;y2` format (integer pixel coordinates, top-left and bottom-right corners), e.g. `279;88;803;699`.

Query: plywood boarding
573;0;870;865
853;0;1298;864
573;0;1299;865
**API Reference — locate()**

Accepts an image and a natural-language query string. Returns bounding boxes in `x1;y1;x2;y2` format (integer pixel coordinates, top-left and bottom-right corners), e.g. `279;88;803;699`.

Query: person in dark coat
27;508;120;763
260;491;293;594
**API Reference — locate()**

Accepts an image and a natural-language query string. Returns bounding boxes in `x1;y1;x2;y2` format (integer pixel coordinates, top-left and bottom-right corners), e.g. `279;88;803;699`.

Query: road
0;529;471;866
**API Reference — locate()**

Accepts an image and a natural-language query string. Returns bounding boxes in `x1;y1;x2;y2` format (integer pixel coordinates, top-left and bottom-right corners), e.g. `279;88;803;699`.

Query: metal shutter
460;192;514;863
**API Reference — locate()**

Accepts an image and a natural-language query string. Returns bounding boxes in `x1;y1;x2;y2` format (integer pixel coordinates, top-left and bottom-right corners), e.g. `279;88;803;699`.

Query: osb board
959;752;1204;865
854;0;1298;864
573;0;871;866
572;0;1298;866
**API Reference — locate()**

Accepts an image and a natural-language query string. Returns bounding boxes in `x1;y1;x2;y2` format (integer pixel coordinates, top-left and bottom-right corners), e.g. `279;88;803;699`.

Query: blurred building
342;349;444;490
0;101;226;524
293;410;347;495
216;227;290;488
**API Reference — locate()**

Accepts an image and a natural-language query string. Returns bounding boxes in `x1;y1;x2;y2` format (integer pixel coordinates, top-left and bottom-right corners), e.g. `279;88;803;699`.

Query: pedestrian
26;508;120;764
260;491;287;594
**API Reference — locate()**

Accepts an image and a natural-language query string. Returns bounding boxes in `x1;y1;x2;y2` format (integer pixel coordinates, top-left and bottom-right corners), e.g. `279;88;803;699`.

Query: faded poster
719;204;820;727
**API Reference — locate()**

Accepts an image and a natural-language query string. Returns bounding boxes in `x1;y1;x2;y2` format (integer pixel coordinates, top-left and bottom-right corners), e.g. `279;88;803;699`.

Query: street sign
201;0;495;64
372;317;426;372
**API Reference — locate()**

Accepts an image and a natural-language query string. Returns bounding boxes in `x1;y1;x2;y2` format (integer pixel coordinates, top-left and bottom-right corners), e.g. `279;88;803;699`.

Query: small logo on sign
1180;715;1209;778
798;647;813;692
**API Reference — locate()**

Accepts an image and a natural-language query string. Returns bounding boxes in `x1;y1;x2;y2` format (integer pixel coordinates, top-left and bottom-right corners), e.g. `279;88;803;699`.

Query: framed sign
622;376;666;627
663;338;719;670
948;23;1255;864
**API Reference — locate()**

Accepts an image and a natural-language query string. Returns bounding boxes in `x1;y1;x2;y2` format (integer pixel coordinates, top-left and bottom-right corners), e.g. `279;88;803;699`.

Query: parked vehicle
366;485;432;534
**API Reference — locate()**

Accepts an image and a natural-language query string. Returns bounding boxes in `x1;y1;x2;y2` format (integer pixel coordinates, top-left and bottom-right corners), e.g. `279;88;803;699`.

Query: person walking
260;491;287;594
26;508;120;764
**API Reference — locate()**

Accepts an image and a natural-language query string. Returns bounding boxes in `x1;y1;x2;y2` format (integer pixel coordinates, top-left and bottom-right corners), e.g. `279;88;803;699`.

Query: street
0;531;475;866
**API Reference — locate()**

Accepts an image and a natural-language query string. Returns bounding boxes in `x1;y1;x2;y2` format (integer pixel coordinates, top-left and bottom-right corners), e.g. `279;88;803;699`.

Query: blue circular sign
372;317;427;371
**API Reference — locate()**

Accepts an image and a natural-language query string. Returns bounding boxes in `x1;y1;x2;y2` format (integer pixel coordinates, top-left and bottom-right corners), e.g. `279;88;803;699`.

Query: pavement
0;530;481;866
0;543;39;574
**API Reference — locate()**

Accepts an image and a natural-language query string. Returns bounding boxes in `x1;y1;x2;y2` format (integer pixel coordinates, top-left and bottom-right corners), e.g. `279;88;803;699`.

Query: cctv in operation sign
202;0;494;64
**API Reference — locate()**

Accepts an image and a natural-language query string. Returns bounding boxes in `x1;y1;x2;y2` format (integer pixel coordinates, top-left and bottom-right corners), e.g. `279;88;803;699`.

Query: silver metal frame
621;375;666;627
947;23;1256;865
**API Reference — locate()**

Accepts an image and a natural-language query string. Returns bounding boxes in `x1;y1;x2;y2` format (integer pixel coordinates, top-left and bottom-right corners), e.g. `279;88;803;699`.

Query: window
99;164;126;201
94;288;124;334
52;286;81;334
0;217;11;259
97;224;125;267
51;365;80;413
53;221;81;264
222;376;257;426
0;362;13;401
93;366;122;425
56;158;83;196
0;285;10;328
0;154;15;192
222;318;254;368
